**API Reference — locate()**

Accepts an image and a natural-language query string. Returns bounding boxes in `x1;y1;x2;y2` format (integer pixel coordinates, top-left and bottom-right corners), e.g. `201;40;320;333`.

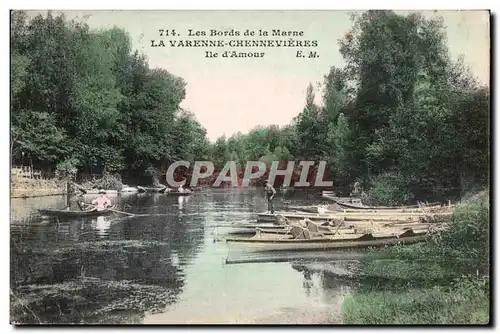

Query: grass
341;283;489;324
340;191;490;325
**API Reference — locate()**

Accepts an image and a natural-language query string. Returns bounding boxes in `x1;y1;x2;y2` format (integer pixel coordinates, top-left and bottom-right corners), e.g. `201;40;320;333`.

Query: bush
437;202;490;273
363;172;414;206
55;158;79;180
92;172;123;191
341;192;490;324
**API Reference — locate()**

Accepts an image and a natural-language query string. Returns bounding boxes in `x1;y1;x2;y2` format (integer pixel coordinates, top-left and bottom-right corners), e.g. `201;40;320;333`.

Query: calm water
10;188;359;324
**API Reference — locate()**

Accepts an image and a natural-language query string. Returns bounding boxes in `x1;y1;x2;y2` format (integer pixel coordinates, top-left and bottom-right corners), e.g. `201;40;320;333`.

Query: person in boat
91;190;112;211
264;181;276;214
76;194;88;211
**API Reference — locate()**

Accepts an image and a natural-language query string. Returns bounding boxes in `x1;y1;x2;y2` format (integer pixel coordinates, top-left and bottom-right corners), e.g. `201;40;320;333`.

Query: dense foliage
10;11;210;185
11;11;489;201
210;11;489;202
341;191;490;324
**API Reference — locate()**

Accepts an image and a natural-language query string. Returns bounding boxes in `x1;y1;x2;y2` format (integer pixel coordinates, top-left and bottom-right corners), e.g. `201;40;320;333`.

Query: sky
28;10;490;141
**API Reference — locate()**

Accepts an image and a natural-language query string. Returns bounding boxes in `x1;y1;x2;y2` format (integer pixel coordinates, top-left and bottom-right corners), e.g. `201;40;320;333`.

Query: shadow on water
10;193;206;324
11;189;357;324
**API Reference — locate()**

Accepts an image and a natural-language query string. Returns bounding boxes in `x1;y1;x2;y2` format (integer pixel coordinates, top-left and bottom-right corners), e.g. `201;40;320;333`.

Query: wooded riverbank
340;190;490;324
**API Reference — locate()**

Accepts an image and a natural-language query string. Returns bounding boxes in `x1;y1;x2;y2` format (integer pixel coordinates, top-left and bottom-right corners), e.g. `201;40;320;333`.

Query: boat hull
256;211;449;223
226;231;429;253
80;189;118;195
141;187;167;193
326;195;441;210
38;208;114;218
121;187;140;193
214;223;286;236
167;192;192;196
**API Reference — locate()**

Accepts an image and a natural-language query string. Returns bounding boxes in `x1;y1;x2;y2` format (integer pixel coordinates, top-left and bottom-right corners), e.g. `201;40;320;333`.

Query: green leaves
11;110;68;162
11;11;209;179
10;10;488;197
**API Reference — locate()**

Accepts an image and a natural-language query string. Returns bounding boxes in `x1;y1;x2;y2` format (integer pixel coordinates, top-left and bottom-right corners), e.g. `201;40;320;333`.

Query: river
10;188;361;324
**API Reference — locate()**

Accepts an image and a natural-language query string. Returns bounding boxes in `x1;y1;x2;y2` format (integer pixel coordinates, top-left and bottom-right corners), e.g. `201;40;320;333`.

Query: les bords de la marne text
150;28;320;59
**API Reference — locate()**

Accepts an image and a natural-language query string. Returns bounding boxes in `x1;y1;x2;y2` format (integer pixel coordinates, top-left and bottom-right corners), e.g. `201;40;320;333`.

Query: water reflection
92;216;111;238
291;261;356;304
302;269;314;297
10;192;208;324
177;195;188;211
11;189;352;324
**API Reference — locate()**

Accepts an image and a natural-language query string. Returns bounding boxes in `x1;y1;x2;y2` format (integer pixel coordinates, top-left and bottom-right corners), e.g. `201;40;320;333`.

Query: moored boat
167;191;192;196
78;189;118;195
214;223;287;235
256;211;450;224
324;195;442;210
141;186;167;193
226;228;430;253
286;205;336;214
136;186;147;193
257;211;336;223
252;221;435;238
121;186;142;193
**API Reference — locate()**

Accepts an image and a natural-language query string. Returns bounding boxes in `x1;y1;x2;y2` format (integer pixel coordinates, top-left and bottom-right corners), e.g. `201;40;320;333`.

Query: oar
108;208;135;216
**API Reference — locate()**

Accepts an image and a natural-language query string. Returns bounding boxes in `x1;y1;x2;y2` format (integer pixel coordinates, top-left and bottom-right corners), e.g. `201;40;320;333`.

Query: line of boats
77;185;197;195
220;195;454;254
36;190;454;256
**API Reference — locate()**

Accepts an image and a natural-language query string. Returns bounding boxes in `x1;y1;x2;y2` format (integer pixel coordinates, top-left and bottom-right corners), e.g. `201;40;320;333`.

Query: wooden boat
257;211;336;223
121;186;142;193
166;191;192;196
38;207;115;218
136;186;148;193
256;211;450;223
226;228;430;253
325;195;441;210
140;186;167;193
286;205;335;214
214;223;287;235
78;189;118;195
252;220;437;237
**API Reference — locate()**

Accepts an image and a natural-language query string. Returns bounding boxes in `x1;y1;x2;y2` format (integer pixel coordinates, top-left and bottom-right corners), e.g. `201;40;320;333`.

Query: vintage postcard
9;9;491;325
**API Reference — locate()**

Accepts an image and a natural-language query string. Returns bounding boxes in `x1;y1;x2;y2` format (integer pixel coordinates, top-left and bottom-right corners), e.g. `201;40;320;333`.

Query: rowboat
257;211;337;223
38;207;115;218
166;191;192;196
215;217;437;237
256;211;450;223
226;228;430;253
288;204;446;215
324;195;441;210
286;205;335;214
140;186;167;193
214;223;287;235
121;186;145;193
78;189;118;195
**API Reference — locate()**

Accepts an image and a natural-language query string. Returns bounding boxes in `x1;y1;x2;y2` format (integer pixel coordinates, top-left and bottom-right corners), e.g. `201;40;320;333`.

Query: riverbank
11;177;67;198
340;190;490;324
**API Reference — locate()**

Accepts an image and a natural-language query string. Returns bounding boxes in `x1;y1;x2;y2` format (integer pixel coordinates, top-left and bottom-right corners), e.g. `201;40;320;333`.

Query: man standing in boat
264;181;276;214
91;189;112;211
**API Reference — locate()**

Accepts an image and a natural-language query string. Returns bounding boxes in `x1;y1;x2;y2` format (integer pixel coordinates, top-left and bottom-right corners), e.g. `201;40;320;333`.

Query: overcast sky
28;10;490;141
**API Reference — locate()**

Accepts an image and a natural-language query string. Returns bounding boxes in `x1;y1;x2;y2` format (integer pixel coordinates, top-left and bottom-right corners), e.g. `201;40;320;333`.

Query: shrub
363;171;414;206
